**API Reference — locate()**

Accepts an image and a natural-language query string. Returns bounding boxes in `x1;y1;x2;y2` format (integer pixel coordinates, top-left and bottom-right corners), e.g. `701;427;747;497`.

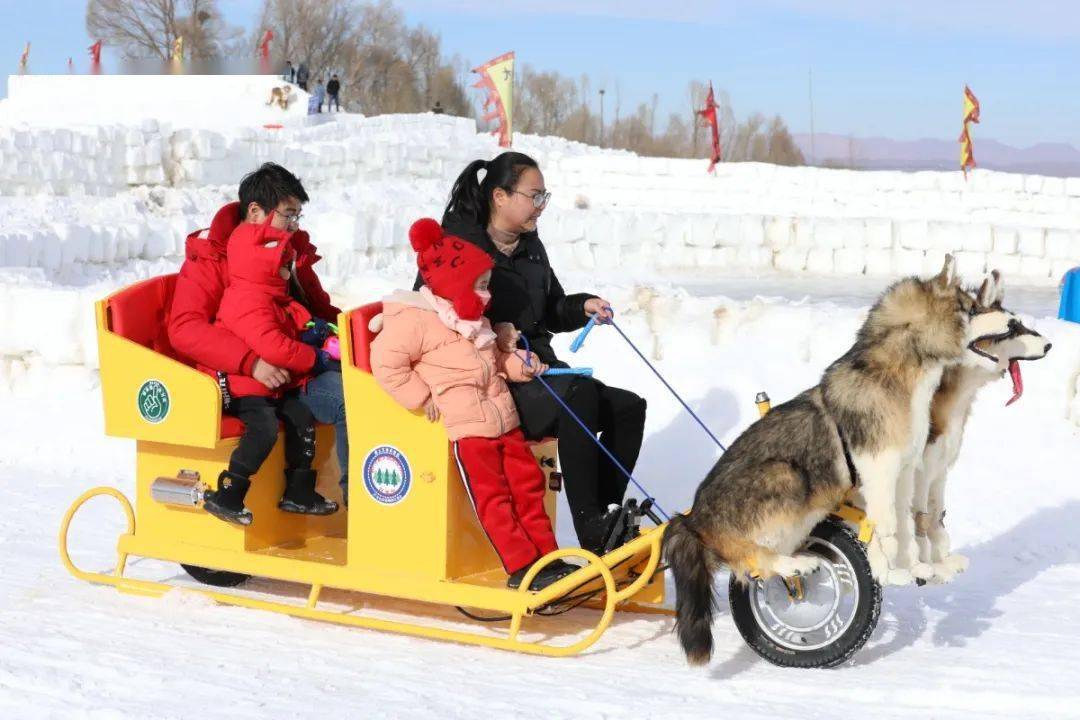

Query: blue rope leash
573;310;728;453
516;336;670;521
604;317;728;453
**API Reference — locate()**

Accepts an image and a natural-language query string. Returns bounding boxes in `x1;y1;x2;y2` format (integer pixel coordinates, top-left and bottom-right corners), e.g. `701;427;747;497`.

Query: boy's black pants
227;393;316;478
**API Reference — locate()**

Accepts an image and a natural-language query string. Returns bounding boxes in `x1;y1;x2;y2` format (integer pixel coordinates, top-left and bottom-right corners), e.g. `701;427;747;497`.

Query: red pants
453;428;558;574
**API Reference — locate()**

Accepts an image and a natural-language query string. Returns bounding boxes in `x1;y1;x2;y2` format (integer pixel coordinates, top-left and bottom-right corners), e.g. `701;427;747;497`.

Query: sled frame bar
60;487;668;657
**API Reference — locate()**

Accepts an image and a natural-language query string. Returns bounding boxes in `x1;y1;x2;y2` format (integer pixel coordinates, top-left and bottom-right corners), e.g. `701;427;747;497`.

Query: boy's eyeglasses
282;212;303;226
511;190;551;209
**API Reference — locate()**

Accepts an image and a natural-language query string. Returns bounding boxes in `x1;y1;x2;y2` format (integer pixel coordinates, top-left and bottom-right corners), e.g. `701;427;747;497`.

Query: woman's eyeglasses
511;190;551;209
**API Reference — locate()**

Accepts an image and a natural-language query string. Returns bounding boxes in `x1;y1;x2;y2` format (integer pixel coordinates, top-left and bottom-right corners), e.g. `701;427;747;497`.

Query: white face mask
476;289;492;307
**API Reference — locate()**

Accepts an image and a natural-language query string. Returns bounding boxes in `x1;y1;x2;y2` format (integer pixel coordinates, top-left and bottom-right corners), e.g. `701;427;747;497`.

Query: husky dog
911;271;1052;584
664;256;1013;665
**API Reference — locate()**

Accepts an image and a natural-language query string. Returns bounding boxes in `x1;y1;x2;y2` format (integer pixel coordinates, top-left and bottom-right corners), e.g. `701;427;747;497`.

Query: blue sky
5;0;1078;147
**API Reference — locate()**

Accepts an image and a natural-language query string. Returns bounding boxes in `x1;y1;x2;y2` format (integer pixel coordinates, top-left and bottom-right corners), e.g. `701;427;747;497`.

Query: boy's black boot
279;468;339;515
203;470;253;526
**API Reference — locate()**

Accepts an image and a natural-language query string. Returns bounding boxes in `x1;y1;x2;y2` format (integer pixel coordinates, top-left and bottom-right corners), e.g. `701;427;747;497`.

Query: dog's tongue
1006;359;1023;406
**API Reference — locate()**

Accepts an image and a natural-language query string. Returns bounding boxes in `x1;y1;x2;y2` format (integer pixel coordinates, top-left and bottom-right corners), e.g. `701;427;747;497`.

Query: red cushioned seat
218;416;286;439
220;416;246;439
106;274;180;359
350;302;382;373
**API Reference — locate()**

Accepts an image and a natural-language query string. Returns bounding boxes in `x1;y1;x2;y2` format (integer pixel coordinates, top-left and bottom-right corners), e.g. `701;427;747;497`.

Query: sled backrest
106;274;180;360
97;275;222;448
349;301;382;373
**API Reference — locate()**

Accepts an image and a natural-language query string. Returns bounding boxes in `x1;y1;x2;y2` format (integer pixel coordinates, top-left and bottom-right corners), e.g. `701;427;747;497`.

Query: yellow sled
61;276;668;657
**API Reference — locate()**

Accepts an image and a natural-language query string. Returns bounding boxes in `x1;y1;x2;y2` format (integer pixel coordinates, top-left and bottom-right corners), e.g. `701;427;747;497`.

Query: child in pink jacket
371;218;575;591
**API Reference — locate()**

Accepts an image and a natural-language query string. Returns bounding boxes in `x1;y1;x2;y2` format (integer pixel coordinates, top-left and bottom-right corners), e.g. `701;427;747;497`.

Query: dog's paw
885;568;915;586
773;553;822;578
910;562;934;582
941;553;969;574
928;562;957;584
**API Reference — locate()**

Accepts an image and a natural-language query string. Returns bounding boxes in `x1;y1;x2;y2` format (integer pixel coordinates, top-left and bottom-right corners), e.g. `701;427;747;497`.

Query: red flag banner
472;52;514;148
259;30;274;59
258;30;274;73
19;42;30;74
959;85;980;176
696;83;722;173
88;40;103;74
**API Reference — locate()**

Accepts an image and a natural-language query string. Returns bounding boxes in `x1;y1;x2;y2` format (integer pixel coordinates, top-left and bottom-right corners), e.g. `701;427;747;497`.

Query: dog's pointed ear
976;274;994;307
991;269;1005;305
934;254;957;288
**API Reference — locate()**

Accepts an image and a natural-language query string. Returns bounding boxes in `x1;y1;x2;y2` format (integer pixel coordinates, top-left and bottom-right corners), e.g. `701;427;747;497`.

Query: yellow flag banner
172;36;184;61
472;51;514;147
959;85;980;176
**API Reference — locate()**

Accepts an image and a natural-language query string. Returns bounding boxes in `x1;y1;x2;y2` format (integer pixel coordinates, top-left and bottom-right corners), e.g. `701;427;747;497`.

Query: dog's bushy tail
664;513;716;666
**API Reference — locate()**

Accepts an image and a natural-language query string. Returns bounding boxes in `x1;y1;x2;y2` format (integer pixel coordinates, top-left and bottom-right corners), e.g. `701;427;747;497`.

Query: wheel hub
748;537;860;651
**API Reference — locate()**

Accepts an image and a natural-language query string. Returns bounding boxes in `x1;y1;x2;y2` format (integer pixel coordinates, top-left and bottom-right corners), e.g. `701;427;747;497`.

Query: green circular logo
137;379;170;424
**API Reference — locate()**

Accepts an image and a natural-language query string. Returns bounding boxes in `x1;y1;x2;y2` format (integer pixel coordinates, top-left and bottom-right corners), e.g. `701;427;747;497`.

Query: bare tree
257;0;469;115
258;0;358;80
763;115;805;165
87;0;232;59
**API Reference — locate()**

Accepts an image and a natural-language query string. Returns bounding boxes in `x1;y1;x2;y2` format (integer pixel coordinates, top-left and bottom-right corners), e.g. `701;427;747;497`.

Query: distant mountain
793;133;1080;177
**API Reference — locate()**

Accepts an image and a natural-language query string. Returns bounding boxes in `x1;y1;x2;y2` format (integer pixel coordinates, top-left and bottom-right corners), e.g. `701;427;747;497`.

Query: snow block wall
2;74;1080;424
3;75;1080;287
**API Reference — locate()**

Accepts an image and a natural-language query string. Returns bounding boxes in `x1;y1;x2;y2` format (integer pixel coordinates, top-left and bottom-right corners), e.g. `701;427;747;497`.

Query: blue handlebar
542;367;593;377
569;315;597;353
570;306;613;353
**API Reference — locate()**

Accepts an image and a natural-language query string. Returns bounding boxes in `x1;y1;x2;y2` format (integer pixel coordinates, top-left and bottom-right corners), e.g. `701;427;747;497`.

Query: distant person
282;60;295;84
313;78;326;114
327;74;341;112
432;100;445;115
296;62;310;92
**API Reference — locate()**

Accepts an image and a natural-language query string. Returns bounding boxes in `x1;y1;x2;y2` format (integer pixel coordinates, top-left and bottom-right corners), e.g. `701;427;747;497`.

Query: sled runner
63;275;881;665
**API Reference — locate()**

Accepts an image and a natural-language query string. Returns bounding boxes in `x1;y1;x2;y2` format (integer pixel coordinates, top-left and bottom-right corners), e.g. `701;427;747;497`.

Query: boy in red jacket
168;164;351;506
201;211;339;525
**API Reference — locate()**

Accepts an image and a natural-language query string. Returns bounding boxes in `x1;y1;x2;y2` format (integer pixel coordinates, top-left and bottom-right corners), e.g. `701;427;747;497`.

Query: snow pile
2;74;309;129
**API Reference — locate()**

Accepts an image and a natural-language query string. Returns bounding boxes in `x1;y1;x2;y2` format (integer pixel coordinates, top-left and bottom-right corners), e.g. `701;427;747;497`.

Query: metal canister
150;470;205;507
755;391;772;418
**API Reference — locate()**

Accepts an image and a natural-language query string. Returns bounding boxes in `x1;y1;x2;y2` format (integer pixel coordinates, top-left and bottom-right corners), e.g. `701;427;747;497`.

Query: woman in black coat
424;151;647;553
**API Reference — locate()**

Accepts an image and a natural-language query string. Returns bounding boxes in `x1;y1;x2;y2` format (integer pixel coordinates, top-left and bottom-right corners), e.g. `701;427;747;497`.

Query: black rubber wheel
180;563;250;588
728;519;882;668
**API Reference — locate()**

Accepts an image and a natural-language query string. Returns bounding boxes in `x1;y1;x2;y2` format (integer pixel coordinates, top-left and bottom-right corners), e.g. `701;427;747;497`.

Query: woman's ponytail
445;159;489;223
444;152;540;225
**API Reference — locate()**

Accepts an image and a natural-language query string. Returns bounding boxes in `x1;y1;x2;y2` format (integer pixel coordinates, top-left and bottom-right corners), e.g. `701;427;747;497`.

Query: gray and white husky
909;271;1051;584
665;256;1014;665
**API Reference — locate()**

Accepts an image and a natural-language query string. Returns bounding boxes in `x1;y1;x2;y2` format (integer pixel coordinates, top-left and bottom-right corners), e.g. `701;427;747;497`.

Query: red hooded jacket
208;216;317;398
167;202;341;377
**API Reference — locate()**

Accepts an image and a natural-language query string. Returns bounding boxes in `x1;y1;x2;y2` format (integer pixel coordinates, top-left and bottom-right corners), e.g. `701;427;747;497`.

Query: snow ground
1;277;1079;719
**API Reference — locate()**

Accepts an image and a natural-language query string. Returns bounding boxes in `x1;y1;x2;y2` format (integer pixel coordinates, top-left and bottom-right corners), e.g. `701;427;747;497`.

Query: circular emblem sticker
137;379;170;424
363;445;411;505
